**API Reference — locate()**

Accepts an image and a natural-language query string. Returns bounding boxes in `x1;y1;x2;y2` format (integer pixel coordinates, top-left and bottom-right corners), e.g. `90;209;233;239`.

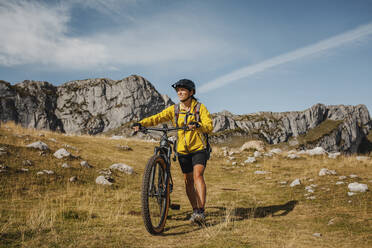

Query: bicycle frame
137;124;188;194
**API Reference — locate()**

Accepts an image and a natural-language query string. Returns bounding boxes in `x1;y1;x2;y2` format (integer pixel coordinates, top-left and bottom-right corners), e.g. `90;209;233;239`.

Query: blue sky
1;0;372;114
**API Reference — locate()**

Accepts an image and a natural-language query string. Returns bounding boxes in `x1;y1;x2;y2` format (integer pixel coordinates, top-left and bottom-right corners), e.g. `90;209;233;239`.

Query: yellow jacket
139;99;213;155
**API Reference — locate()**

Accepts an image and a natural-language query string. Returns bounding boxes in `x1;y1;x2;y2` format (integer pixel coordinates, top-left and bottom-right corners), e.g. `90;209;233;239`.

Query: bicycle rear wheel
141;155;170;235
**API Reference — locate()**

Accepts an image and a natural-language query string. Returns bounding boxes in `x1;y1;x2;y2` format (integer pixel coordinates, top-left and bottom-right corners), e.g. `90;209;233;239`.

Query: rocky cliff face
211;103;372;153
0;75;173;134
0;80;63;131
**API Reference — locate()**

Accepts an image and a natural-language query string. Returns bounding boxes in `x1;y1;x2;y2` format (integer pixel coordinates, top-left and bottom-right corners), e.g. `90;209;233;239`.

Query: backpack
173;102;212;160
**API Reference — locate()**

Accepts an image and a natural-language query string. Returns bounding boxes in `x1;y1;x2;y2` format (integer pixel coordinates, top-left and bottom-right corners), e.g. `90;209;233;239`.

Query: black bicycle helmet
171;79;196;93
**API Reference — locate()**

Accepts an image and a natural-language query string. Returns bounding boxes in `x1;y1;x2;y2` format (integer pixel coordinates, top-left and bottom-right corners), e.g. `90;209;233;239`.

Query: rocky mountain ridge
0;75;173;135
1;76;371;153
211;103;372;153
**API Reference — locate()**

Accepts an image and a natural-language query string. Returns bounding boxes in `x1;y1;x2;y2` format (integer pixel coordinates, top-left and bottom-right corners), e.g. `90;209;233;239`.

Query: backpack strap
174;103;180;127
193;102;202;123
194;102;212;159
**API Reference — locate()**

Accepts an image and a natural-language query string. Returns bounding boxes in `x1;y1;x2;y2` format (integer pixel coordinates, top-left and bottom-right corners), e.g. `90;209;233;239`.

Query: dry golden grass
0;122;371;248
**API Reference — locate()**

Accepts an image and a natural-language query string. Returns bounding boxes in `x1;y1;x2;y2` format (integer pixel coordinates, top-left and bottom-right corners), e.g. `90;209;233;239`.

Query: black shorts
178;150;207;174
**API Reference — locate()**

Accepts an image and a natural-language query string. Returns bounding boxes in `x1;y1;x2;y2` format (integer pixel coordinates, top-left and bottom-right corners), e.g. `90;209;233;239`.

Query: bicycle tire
141;155;170;235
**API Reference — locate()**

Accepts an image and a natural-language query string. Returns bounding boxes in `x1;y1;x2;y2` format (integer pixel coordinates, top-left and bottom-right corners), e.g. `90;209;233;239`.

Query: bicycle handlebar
132;125;190;136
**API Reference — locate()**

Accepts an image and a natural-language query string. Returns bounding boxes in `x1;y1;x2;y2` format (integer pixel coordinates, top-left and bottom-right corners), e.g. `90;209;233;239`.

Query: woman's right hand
132;123;142;132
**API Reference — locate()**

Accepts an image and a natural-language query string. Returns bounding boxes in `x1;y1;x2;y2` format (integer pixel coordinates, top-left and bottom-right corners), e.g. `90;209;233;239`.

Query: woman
133;79;213;224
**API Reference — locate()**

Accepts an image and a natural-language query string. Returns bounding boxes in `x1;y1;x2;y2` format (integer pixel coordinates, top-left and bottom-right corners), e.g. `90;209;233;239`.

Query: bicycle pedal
170;204;180;210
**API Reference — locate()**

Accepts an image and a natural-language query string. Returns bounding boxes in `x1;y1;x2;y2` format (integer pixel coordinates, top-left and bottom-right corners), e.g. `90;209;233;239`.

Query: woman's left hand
188;122;200;130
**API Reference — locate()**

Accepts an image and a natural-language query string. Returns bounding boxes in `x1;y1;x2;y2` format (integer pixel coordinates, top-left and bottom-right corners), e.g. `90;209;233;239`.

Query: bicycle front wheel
141;155;170;235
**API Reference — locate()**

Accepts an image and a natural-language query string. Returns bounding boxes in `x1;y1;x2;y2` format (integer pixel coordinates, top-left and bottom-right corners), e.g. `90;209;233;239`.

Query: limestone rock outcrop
0;75;173;135
211;103;372;153
0;80;63;131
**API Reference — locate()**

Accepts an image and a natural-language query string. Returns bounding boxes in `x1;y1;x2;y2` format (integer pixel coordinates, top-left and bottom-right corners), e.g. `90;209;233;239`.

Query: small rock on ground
348;192;357;196
37;170;54;175
253;151;261;157
69;176;77;182
287;154;300;159
117;145;133;151
313;233;322;238
80;161;92;168
290;179;301;187
62;163;71;168
328;152;341;159
270;148;282;154
356;156;369;161
244;157;256;164
22;160;33;166
254;170;268;175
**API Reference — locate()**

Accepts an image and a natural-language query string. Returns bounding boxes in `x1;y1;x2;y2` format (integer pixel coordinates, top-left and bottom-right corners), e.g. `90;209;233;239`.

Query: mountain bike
133;124;188;235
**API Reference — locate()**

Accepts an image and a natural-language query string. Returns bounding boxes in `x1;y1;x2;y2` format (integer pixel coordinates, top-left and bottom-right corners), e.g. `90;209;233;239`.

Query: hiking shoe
189;211;198;223
193;212;206;225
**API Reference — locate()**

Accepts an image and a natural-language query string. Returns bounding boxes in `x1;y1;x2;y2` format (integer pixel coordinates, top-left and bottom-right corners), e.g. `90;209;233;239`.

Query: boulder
53;148;71;159
348;182;368;192
319;168;337;176
26;141;49;150
306;147;327;156
96;175;113;186
109;163;134;175
270;148;282;154
240;140;265;152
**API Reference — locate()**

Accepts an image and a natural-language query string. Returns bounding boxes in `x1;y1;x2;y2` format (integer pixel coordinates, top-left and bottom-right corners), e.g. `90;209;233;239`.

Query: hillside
0;122;371;247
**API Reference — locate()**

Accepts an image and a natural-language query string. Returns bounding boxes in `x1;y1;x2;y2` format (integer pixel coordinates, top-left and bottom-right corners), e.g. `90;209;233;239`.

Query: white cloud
67;0;141;17
0;0;225;70
199;22;372;94
0;1;108;68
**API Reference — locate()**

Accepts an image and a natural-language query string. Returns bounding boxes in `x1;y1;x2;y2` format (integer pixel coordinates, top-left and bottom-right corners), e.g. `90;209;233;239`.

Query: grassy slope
0;122;371;248
298;120;344;145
